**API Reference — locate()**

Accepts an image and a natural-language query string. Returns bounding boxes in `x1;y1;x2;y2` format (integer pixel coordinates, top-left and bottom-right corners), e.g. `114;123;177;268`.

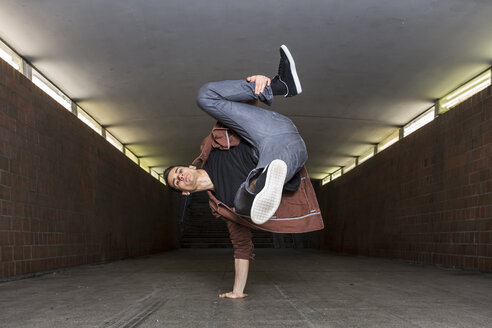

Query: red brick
478;257;492;272
10;189;28;202
477;245;487;257
477;231;490;244
9;231;32;245
13;246;23;260
0;215;10;230
31;219;40;232
487;245;492;257
0;185;10;200
15;261;25;276
23;246;31;259
23;260;32;275
481;180;492;193
32;246;45;259
0;155;8;171
48;245;57;257
11;217;27;231
0;171;11;187
0;231;9;245
463;256;477;269
1;246;12;261
1;262;14;278
483;130;492;144
0;112;9;129
30;259;43;272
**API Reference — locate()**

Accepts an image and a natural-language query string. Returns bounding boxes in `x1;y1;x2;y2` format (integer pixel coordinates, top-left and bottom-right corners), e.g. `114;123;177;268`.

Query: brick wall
313;86;492;272
0;59;180;280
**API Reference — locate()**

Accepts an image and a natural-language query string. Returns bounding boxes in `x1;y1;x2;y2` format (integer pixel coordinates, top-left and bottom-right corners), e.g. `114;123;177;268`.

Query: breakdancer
165;45;323;298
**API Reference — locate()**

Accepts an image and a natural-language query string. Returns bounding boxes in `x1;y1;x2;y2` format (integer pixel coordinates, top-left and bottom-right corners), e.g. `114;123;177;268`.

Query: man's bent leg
197;79;295;148
234;134;308;223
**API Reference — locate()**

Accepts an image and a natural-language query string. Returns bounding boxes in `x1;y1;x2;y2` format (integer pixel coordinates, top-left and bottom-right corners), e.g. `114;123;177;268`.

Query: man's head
163;164;201;195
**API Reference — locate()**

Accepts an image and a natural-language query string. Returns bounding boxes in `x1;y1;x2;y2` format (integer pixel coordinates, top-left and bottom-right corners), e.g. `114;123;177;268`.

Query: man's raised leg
234;45;306;224
197;45;305;224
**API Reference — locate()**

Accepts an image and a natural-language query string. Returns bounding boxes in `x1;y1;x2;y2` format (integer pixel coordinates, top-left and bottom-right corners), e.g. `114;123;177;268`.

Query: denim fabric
196;79;308;206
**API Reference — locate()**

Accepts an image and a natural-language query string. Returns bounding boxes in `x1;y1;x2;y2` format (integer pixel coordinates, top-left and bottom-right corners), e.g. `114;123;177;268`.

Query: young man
165;45;323;298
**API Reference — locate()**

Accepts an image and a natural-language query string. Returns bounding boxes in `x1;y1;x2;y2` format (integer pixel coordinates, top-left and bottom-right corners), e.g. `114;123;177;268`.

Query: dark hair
163;165;188;192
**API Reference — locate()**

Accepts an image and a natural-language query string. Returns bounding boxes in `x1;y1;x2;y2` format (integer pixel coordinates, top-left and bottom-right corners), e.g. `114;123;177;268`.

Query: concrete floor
0;249;491;328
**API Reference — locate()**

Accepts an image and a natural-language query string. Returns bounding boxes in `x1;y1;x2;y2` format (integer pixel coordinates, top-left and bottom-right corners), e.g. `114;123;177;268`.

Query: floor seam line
274;284;316;328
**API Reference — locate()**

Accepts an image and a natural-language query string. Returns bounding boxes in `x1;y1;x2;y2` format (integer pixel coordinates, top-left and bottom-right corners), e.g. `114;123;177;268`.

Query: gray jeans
196;79;308;196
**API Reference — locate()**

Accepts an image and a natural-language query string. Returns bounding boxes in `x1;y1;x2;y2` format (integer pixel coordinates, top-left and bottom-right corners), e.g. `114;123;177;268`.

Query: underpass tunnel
0;1;492;327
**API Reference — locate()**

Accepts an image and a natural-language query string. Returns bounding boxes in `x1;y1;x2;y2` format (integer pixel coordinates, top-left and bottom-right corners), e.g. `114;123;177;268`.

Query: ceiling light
77;107;102;135
140;158;150;172
105;131;123;152
378;129;400;153
403;106;435;137
331;169;342;181
343;158;357;174
150;168;160;179
32;70;71;110
358;146;376;164
0;42;20;70
439;69;491;113
124;148;139;165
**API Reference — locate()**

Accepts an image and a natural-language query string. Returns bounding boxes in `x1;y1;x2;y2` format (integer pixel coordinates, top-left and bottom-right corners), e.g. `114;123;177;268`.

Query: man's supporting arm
220;220;254;299
219;258;249;298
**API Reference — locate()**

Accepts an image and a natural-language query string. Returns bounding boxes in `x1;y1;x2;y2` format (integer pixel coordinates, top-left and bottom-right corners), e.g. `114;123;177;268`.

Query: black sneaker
234;183;255;217
274;45;302;97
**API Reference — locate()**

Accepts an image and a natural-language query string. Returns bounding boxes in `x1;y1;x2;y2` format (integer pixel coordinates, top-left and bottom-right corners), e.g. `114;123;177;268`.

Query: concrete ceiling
1;0;491;179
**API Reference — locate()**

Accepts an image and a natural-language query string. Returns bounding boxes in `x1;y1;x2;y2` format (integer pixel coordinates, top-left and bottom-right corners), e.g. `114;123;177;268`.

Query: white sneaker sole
251;159;287;225
280;45;302;95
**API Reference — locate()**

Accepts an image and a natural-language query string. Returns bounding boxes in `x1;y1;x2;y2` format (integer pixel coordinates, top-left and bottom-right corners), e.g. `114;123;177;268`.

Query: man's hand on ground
219;291;248;299
247;75;271;95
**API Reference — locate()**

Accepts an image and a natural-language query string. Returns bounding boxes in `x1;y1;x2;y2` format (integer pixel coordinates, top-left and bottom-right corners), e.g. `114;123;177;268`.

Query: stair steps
180;191;301;249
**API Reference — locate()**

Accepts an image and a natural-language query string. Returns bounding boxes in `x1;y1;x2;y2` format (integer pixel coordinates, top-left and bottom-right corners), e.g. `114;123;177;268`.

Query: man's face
167;165;199;194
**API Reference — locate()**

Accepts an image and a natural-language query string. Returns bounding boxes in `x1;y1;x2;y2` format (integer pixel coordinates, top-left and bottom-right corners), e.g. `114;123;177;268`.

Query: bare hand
219;291;248;299
247;75;271;95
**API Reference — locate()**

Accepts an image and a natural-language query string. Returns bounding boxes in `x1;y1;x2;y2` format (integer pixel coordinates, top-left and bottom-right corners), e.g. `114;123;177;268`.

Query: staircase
180;191;293;248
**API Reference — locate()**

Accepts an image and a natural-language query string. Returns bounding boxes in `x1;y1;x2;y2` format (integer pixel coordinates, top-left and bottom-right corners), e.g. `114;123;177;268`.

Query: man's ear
188;165;196;170
182;191;190;196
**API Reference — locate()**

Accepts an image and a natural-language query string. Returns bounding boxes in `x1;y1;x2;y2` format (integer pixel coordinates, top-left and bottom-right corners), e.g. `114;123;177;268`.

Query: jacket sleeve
225;220;255;260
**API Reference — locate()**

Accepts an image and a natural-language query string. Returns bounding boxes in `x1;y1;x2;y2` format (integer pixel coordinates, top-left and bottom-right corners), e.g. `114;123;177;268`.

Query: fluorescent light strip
343;165;355;173
331;169;342;181
140;158;150;172
343;160;356;173
124;148;139;165
77;113;99;133
32;74;71;110
321;175;331;185
378;137;399;152
440;70;491;111
0;47;20;70
441;80;490;109
404;107;435;137
358;147;375;164
105;132;123;152
378;129;400;153
151;169;160;179
444;71;490;100
77;107;102;135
